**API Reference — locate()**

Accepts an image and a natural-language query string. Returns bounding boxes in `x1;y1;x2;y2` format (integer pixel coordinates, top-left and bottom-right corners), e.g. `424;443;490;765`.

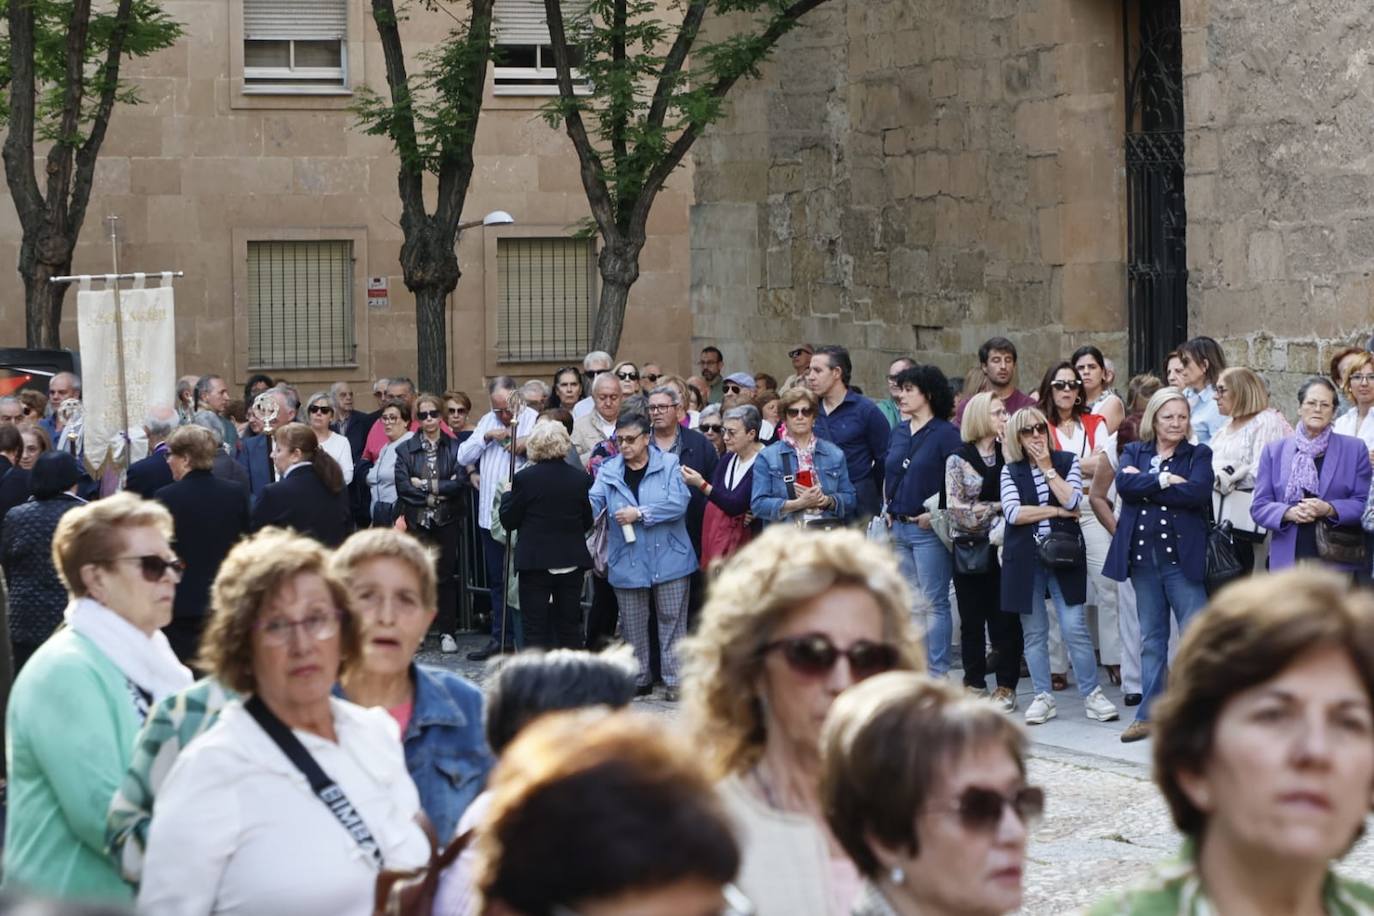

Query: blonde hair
525;420;573;462
1217;366;1269;420
52;492;174;597
681;525;924;778
778;385;819;414
1341;352;1374;401
1002;407;1049;463
330;528;438;613
197;528;360;693
959;391;1002;443
1138;387;1191;443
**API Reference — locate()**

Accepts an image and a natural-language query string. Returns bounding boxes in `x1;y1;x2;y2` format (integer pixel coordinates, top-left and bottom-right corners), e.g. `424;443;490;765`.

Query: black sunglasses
723;384;744;394
1018;422;1049;436
643;373;661;382
583;368;609;379
308;403;333;414
758;633;900;681
786;406;814;418
1050;379;1081;391
699;423;723;434
109;554;186;583
788;348;811;359
416;409;441;420
939;786;1045;833
617;371;640;381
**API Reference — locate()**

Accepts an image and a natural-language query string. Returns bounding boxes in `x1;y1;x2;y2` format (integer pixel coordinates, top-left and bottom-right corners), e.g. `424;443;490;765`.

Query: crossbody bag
780;450;843;531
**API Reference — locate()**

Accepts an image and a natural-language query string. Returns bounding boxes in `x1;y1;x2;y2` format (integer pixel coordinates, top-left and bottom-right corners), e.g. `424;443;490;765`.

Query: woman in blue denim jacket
752;387;856;526
334;529;492;841
589;413;696;698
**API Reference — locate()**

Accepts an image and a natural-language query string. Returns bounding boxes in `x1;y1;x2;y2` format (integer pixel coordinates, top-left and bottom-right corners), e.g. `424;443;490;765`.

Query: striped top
1000;458;1082;535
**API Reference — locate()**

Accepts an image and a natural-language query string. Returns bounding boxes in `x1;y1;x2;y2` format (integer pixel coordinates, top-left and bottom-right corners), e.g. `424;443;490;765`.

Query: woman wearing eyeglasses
1090;568;1374;915
1036;360;1120;691
752;387;855;529
395;393;466;644
699;403;727;456
1334;350;1374;463
444;390;476;443
304;390;354;486
138;529;429;915
5;493;191;902
682;526;922;916
1000;407;1119;728
367;399;413;527
612;361;641;398
1104;387;1212;744
822;672;1040;916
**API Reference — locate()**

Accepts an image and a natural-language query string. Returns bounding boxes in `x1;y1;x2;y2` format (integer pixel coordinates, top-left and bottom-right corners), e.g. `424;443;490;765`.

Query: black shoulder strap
887;423;932;507
780;450;798;500
245;695;384;869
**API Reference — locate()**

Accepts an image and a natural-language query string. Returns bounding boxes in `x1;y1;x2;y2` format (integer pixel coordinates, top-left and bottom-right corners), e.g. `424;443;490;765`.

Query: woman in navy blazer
1253;377;1372;573
1103;388;1213;742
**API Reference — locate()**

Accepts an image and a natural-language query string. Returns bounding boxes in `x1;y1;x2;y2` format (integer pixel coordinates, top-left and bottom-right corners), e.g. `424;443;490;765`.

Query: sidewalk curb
1029;739;1154;780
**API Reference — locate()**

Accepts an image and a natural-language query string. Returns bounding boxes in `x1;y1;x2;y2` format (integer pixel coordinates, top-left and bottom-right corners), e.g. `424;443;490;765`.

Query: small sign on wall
367;276;389;310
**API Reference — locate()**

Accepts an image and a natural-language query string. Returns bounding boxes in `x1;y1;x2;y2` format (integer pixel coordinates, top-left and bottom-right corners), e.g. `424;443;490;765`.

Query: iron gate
1124;0;1187;377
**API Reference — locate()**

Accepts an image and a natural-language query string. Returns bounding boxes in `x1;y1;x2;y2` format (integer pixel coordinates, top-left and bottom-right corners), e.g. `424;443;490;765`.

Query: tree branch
2;0;44;224
608;0;628;170
544;0;617;244
71;0;137;239
644;0;707;131
435;0;495;231
370;0;425;221
44;0;94;230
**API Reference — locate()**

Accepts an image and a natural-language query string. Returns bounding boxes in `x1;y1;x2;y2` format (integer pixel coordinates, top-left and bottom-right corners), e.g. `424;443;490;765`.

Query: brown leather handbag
374;816;474;916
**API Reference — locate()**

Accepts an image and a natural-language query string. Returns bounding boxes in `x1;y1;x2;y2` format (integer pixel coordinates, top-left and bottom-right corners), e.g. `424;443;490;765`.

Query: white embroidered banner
76;274;177;474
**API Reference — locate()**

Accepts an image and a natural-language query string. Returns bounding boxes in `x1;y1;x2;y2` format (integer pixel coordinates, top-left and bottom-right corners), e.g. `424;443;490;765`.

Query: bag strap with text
245;695;384;870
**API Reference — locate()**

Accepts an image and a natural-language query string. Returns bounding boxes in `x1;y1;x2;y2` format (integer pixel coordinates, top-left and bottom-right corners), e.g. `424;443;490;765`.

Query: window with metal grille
497;238;594;362
243;0;347;91
247;240;357;369
492;0;589;96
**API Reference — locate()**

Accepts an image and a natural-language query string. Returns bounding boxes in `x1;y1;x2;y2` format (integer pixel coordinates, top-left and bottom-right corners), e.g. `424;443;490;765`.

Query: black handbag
1034;529;1084;568
953;536;993;575
1315;522;1368;567
1204;520;1246;595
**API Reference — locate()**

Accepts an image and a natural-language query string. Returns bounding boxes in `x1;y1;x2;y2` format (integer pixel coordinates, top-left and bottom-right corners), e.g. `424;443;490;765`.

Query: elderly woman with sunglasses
682;526;923;916
1090;567;1374;915
5;493;192;903
752;386;855;529
822;672;1040;916
304;390;354;486
138;528;429;915
1000;407;1119;729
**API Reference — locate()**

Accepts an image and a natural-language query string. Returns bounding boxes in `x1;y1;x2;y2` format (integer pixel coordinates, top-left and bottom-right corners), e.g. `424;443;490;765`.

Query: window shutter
492;0;587;45
244;0;347;40
497;238;594;362
248;241;356;369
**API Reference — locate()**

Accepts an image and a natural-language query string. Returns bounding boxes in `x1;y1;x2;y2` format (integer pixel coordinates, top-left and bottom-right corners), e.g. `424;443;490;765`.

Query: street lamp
456;210;515;232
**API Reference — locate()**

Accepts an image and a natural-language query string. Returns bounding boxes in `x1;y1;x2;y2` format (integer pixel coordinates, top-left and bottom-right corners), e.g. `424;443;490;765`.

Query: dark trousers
586;574;619;650
480;528;510;646
953;565;1023;690
162;617;208;669
414;521;460;635
520;569;585;649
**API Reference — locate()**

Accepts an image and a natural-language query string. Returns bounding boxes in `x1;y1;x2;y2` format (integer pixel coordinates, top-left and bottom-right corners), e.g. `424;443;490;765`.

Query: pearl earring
890;866;906;886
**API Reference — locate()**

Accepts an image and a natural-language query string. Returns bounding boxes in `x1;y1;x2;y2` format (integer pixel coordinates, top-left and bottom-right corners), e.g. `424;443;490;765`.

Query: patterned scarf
1284;423;1332;503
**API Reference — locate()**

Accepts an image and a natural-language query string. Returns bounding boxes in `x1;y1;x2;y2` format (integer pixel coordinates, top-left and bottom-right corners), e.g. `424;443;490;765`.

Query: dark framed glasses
1049;379;1082;391
614;432;644;446
699;423;723;434
308;403;333;414
1018;422;1049;437
643;373;661;383
416;409;441;420
723;384;744;395
617;371;640;381
109;554;186;583
786;406;814;418
758;633;900;681
788;348;810;359
937;785;1045;833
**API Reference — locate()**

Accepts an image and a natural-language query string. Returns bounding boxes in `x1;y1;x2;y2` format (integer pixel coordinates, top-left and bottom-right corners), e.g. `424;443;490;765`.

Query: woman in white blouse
1333;350;1374;462
367;399;414;526
1209;367;1292;571
305;389;355;485
138;529;428;916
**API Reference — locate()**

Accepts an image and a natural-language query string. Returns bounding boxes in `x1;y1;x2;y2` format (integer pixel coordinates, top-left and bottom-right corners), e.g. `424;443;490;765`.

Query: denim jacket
751;437;856;523
588;449;696;589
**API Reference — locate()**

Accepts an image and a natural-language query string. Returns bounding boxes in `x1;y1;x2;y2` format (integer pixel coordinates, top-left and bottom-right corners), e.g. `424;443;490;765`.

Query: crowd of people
1;332;1373;913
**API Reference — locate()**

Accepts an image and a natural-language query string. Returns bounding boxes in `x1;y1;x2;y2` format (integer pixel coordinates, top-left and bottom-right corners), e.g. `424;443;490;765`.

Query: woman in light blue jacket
589;412;695;701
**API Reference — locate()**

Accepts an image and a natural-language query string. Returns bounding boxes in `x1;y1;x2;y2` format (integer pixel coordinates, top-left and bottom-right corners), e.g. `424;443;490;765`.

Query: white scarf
64;597;193;703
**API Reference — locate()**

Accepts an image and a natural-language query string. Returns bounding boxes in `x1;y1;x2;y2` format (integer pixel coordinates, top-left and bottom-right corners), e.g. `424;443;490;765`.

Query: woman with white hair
499;421;595;649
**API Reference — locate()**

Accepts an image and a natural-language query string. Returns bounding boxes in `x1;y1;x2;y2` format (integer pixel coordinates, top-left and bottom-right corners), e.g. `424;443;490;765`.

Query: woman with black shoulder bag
944;391;1021;710
1000;407;1119;729
1209;366;1290;572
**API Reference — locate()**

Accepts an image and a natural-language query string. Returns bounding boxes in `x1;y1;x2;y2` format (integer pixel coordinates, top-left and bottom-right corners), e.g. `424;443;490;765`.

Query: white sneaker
1084;686;1120;722
439;634;459;654
1024;692;1057;725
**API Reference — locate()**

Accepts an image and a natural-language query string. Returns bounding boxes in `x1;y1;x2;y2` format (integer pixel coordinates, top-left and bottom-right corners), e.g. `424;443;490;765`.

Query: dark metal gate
1123;0;1187;376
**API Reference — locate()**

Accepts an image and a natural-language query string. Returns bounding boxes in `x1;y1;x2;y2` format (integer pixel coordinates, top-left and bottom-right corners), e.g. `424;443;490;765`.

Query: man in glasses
876;357;915;429
125;406;179;499
457;377;537;661
648;386;717;569
698;346;725;404
807;345;891;520
781;342;814;392
720;372;757;412
572;350;613;419
572;373;624;467
955;336;1036;426
639;362;663;396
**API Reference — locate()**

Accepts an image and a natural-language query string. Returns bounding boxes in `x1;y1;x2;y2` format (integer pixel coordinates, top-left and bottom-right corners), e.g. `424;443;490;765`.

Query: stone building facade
691;0;1374;408
0;0;692;399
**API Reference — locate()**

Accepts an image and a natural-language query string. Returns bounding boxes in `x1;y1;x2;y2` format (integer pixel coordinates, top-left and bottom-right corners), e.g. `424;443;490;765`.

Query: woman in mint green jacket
3;492;192;903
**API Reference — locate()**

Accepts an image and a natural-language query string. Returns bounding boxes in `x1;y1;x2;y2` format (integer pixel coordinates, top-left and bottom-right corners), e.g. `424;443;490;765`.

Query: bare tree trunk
22;260;73;349
591;239;643;355
399;217;462;394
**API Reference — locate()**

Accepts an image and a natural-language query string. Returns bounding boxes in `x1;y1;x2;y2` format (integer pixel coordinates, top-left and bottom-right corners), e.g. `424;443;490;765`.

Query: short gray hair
592;372;622;395
488;375;518;396
525;420;573;462
699;403;723;424
723;405;762;438
304;390;333;416
648;385;682;406
583;350;612;371
520;379;550;402
190;409;225;446
144;405;178;440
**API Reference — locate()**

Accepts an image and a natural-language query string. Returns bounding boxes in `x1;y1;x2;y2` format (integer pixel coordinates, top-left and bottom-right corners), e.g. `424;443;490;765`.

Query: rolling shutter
244;0;347;40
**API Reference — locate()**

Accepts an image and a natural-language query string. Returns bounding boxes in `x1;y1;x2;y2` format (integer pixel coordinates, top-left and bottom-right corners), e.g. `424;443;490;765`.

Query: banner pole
106;215;131;472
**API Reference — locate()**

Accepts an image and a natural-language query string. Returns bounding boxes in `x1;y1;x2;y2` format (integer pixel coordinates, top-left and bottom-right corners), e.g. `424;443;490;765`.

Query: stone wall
692;0;1127;395
1182;0;1374;408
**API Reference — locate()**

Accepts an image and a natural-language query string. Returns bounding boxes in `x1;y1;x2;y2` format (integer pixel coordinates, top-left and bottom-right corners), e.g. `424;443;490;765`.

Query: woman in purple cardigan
682;405;764;567
1252;377;1372;572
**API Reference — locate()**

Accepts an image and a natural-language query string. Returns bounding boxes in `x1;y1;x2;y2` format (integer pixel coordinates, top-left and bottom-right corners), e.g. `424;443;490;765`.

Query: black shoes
1123;693;1143;707
634;683;654;697
466;640;516;661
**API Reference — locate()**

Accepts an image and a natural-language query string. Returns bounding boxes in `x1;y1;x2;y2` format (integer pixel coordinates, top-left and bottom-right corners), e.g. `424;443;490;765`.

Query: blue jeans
892;521;953;675
1132;562;1207;721
1022;563;1100;696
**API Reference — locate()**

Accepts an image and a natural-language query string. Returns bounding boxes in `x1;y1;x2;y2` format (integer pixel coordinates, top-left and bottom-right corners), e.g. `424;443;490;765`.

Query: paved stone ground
422;632;1374;915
